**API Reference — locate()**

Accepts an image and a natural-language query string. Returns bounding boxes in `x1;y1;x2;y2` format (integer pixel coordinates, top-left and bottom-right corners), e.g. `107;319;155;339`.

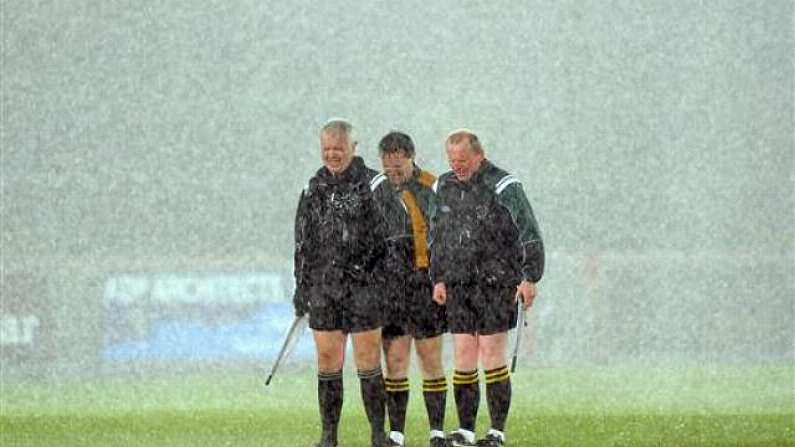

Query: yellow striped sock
484;366;510;384
453;370;479;385
385;377;410;392
423;377;447;393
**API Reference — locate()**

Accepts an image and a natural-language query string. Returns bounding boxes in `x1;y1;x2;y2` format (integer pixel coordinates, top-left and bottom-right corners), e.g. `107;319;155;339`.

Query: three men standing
293;121;544;447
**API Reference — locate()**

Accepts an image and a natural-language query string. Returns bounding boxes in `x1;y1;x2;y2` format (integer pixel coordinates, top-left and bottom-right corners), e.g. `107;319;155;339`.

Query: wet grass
2;364;793;446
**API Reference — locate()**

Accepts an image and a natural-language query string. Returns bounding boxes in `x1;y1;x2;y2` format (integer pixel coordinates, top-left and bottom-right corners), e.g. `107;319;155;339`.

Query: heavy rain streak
1;2;793;446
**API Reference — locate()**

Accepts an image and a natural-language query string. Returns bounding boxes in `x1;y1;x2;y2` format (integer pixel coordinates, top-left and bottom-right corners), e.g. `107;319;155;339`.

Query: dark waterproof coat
429;159;544;286
292;156;402;314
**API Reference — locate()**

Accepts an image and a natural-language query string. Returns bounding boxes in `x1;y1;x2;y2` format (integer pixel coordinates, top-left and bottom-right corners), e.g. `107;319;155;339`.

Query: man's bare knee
384;336;411;378
479;332;508;369
416;337;444;378
313;330;346;371
453;333;479;370
352;329;382;370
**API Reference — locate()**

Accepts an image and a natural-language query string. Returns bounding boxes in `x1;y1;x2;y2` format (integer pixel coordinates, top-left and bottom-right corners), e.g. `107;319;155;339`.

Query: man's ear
352;141;358;153
476;150;485;162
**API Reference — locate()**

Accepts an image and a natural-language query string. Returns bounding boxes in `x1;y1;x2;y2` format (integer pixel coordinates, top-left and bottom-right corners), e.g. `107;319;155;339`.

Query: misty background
1;1;793;377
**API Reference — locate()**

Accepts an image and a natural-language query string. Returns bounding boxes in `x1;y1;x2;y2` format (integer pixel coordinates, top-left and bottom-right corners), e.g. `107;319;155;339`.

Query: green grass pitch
2;364;793;446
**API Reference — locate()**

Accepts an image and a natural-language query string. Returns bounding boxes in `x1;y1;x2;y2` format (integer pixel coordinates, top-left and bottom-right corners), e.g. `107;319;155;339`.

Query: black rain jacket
292;156;401;314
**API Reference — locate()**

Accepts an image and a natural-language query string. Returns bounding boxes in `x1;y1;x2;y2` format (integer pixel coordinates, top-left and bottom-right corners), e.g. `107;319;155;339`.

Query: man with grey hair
293;118;402;447
429;129;544;447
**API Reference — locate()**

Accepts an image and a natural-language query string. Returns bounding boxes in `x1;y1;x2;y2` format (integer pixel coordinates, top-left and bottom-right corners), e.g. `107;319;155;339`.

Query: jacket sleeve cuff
522;240;545;282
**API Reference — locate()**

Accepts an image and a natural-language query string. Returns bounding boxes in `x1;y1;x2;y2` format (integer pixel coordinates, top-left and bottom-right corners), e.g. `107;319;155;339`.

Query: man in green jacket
429;129;544;447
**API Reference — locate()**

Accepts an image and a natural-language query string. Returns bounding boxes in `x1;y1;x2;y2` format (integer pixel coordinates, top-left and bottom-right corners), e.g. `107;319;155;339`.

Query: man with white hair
429;129;545;447
293;118;403;447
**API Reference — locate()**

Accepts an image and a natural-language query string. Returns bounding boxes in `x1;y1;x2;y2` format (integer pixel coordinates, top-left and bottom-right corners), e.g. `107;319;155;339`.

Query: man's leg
415;335;447;444
353;328;386;447
480;332;510;445
451;333;480;445
313;330;347;447
383;335;411;446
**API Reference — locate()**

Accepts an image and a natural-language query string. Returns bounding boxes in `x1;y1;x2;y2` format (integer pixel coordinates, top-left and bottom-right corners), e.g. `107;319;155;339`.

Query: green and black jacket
428;159;544;286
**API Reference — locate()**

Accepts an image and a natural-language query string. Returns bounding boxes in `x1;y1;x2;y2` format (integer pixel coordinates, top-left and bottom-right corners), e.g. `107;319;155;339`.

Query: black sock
358;367;386;442
385;377;409;434
422;376;447;432
484;365;511;431
318;370;343;444
452;369;479;432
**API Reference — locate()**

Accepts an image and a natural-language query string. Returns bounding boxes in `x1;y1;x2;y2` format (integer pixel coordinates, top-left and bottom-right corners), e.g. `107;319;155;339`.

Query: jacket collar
410;163;425;183
448;159;492;186
469;158;491;183
317;156;367;183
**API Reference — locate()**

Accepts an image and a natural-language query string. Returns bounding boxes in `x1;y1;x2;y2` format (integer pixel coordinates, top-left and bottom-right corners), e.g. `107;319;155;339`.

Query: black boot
317;370;343;447
315;430;337;447
359;367;386;447
371;430;386;447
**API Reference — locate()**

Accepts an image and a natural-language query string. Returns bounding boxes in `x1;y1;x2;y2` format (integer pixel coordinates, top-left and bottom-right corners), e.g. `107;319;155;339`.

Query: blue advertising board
102;273;313;362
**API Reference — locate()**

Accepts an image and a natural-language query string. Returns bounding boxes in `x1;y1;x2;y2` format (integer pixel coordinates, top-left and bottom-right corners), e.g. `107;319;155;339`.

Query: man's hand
293;292;309;317
516;280;537;310
432;282;447;305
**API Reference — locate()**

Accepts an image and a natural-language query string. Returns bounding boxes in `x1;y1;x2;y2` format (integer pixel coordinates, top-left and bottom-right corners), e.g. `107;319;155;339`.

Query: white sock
455;428;476;444
430;429;445;440
389;431;405;446
487;428;505;442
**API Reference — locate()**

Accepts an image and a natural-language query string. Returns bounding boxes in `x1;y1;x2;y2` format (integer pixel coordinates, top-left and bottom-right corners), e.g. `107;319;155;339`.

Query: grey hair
446;128;483;154
321;117;357;146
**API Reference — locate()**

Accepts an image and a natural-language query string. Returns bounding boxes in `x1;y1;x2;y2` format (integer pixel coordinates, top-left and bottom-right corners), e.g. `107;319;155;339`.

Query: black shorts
446;283;517;335
383;273;447;340
308;282;383;333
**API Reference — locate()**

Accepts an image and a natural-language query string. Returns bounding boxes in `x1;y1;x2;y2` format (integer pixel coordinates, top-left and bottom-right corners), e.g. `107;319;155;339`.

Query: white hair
445;128;483;153
445;127;475;140
321;117;357;146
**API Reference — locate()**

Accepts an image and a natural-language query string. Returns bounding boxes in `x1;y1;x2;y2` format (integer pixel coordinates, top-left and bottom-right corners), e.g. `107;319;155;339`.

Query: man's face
380;151;414;185
446;140;483;181
321;130;355;175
